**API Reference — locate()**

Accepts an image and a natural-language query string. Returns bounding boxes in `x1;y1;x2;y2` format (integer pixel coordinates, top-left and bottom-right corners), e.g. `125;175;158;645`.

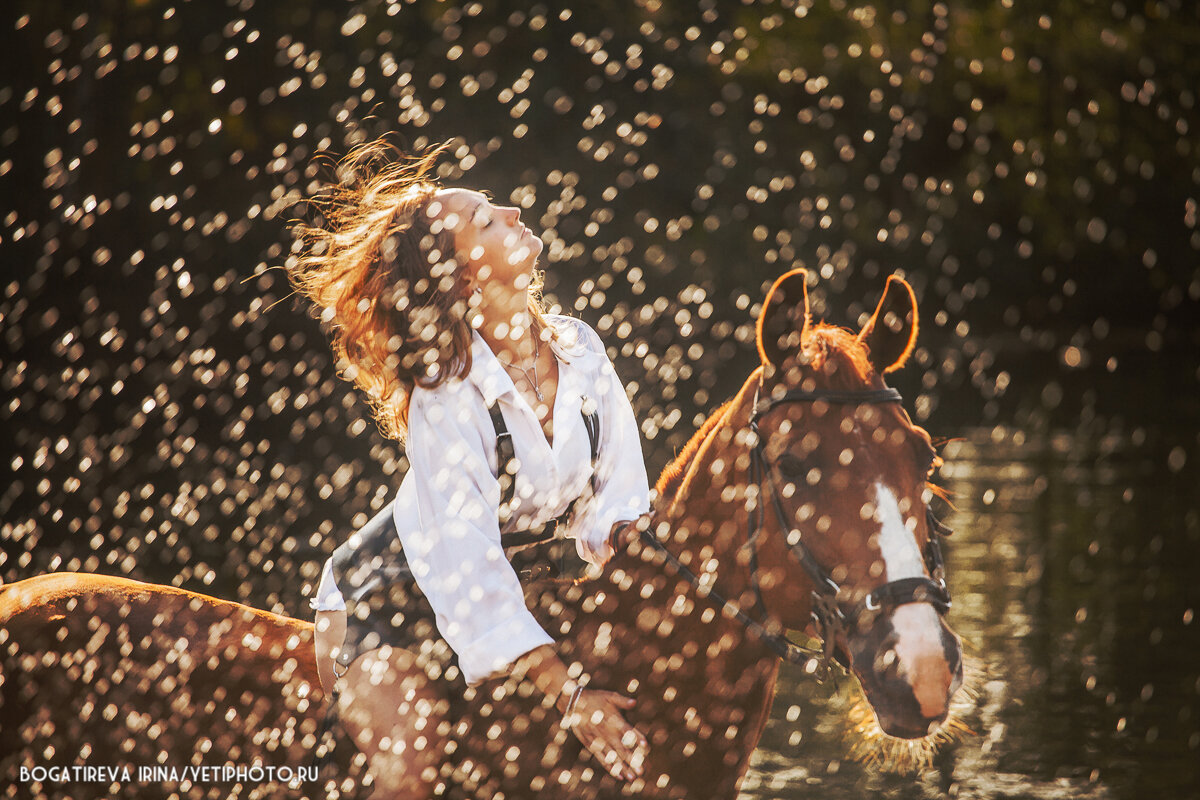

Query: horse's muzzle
846;606;963;739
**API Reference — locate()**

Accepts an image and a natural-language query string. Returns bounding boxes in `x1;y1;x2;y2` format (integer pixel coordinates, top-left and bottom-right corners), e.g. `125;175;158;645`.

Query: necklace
499;336;544;401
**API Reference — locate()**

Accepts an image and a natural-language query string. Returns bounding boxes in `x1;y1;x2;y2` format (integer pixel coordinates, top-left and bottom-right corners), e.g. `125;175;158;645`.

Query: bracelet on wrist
560;684;585;729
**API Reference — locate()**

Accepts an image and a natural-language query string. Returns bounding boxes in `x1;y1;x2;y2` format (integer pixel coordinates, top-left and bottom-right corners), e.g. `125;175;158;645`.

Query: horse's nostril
873;646;901;681
944;635;964;682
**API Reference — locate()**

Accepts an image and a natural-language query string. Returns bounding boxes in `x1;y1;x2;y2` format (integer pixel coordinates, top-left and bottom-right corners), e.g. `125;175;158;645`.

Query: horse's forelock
800;324;876;384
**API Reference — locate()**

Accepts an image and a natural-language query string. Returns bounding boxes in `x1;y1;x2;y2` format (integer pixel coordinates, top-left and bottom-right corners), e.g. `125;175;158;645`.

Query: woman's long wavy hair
289;140;546;441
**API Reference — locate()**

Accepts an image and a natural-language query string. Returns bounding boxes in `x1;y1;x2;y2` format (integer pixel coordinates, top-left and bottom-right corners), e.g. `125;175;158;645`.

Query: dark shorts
328;508;587;676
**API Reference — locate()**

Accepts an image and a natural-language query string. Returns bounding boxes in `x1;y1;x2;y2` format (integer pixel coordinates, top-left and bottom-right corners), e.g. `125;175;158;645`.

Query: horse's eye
775;453;807;479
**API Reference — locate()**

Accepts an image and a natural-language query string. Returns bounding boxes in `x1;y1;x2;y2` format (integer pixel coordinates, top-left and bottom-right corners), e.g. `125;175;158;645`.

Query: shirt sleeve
400;385;554;685
568;323;652;565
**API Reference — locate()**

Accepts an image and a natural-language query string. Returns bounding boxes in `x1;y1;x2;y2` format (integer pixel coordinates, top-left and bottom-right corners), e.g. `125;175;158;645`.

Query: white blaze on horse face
873;482;924;580
874;482;952;720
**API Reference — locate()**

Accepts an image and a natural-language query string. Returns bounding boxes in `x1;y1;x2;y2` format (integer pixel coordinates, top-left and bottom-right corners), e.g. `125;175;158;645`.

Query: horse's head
750;269;963;739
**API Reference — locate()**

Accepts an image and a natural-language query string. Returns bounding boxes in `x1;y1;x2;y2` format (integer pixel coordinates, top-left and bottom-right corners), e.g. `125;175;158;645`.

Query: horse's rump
0;573;365;799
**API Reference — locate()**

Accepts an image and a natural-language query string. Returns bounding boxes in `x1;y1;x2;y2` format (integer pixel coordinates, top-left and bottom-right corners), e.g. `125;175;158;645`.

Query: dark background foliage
1;0;1197;759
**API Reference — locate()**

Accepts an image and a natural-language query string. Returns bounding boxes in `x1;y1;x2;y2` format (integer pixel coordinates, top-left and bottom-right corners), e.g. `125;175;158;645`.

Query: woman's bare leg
314;611;450;797
337;645;452;798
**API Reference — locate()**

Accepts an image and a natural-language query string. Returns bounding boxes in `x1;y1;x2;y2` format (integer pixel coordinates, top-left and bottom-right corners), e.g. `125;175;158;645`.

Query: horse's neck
658;387;763;603
597;489;777;786
609;534;775;689
592;396;780;781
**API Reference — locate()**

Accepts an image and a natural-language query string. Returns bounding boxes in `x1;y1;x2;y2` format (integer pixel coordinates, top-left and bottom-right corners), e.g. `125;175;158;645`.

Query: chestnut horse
0;270;962;798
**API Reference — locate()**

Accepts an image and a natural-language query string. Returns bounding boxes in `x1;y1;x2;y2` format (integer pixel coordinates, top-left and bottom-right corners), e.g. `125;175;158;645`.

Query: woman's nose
501;205;521;224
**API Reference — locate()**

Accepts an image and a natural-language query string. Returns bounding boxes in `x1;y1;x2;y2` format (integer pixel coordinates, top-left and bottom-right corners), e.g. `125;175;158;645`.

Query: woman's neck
474;284;541;365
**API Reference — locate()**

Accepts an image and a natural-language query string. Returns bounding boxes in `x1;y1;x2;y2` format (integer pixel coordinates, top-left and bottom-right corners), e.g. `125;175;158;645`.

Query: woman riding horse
0;266;964;799
288;142;652;795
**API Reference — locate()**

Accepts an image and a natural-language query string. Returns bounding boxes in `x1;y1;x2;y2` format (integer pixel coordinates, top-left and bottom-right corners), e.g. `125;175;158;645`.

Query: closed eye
472;205;495;228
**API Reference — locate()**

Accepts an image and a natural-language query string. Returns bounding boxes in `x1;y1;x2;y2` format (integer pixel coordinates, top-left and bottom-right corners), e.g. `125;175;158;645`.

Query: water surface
741;425;1199;799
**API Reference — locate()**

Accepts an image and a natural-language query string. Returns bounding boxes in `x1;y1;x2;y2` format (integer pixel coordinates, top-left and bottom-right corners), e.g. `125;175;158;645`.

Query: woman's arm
533;322;650;779
405;384;648;782
402;385;555;684
569;323;652;565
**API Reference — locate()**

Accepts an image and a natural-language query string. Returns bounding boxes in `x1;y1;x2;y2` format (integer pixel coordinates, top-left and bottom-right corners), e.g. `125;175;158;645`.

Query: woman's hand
514;645;649;781
562;687;649;782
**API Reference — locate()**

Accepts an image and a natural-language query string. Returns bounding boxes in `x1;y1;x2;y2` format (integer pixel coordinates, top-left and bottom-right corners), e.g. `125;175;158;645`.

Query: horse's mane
654;398;736;501
654;324;876;503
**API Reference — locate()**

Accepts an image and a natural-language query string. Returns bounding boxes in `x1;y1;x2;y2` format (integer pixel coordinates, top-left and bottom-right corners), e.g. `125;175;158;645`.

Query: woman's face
429;188;542;289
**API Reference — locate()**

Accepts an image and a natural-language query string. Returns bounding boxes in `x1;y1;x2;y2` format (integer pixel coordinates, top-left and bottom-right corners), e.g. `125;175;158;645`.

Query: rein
640;382;952;679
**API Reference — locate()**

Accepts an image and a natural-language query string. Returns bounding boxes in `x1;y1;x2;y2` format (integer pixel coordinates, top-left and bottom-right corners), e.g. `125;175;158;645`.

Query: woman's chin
526;231;545;257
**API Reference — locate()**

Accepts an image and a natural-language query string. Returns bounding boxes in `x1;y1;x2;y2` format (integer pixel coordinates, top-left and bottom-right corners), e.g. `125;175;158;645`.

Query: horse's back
2;571;291;627
1;573;347;799
0;572;317;672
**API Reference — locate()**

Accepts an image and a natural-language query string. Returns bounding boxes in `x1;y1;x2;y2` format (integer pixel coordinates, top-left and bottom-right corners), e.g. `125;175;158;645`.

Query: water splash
840;656;980;775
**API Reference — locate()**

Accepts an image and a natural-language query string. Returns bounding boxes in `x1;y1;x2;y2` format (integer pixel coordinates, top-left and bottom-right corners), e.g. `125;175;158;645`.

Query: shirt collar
468;330;514;407
466;316;598;407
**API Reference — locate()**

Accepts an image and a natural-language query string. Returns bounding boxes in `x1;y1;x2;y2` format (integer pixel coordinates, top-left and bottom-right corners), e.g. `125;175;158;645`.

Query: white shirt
313;315;650;684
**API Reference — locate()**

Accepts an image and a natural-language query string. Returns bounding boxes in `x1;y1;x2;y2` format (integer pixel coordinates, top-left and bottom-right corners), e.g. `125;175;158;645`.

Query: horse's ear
756;269;811;369
857;274;918;373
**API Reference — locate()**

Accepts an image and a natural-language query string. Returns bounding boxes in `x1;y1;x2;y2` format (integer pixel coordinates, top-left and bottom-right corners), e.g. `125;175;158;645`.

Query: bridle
639;382;952;678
